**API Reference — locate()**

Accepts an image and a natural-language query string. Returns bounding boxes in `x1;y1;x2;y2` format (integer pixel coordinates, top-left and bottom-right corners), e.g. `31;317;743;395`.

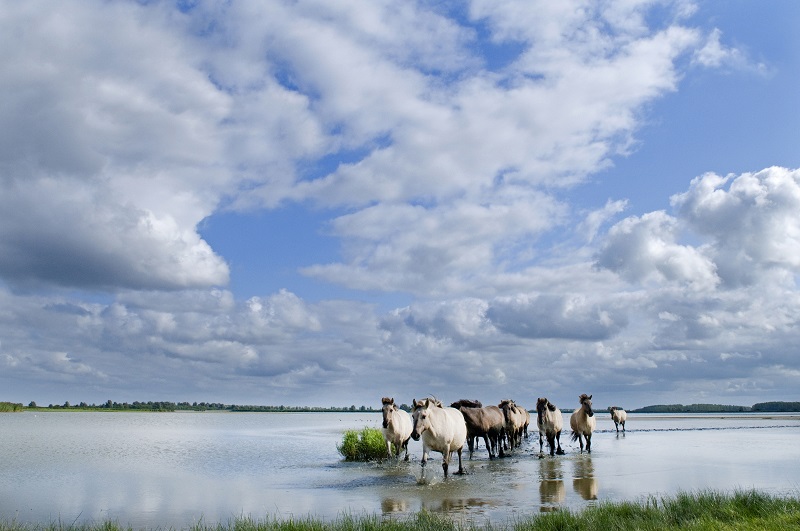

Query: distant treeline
630;401;800;413
21;400;380;413
7;400;800;414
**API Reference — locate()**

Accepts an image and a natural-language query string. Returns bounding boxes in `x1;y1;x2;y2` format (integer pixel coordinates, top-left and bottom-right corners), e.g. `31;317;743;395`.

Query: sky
1;0;799;410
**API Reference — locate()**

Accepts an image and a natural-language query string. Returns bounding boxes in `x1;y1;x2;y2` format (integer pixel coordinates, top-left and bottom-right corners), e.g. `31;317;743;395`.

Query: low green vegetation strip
1;490;798;530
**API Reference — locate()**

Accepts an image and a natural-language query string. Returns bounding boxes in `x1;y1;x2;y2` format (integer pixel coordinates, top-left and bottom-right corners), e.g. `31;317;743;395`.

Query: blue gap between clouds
199;205;411;310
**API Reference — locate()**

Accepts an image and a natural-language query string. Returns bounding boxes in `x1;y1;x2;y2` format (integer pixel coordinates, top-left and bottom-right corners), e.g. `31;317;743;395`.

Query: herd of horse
381;394;627;477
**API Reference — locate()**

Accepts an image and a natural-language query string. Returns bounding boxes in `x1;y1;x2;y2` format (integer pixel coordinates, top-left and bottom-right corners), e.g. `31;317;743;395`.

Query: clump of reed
0;402;23;412
337;426;387;461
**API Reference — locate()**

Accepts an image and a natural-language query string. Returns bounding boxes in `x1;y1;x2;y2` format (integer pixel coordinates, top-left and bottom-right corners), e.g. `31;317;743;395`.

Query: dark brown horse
450;399;505;459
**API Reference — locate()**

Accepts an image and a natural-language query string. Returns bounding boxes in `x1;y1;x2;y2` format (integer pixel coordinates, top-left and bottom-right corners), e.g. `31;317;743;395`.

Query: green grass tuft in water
337;426;387;461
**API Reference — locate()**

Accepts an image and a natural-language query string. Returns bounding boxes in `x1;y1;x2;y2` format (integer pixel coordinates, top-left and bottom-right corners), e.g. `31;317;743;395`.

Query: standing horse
381;397;412;460
499;399;526;451
536;397;565;456
411;397;467;477
609;406;627;433
569;394;596;453
451;399;506;459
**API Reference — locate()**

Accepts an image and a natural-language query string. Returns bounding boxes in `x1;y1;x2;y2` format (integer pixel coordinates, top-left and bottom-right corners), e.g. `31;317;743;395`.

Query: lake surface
1;411;799;528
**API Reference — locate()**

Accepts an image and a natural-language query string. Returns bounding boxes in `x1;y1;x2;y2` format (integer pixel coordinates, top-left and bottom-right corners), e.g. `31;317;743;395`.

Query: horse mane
413;396;443;410
578;393;592;404
536;397;558;412
451;399;482;409
381;397;394;406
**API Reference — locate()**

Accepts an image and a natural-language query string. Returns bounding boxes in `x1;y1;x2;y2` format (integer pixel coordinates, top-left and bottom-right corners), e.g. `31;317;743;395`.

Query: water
1;411;799;528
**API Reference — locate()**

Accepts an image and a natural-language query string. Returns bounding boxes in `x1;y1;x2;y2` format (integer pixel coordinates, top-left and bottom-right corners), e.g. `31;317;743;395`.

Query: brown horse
570;394;596;453
451;399;506;459
499;399;527;451
609;406;627;433
536;397;565;456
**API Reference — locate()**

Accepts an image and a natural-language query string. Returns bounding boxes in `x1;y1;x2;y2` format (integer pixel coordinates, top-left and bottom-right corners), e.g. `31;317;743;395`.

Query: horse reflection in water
538;456;565;511
381;497;409;514
572;456;599;501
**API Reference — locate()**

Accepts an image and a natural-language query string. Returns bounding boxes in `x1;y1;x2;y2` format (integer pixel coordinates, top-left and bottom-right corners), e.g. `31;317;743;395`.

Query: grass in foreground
1;490;799;530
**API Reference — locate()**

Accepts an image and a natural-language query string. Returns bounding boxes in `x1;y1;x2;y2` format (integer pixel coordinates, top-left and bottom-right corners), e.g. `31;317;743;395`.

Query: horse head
578;394;594;417
410;398;432;440
536;397;552;425
499;399;518;423
381;397;396;429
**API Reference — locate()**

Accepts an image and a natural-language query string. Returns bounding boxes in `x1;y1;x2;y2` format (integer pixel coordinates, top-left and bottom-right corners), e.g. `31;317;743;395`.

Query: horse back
443;407;468;447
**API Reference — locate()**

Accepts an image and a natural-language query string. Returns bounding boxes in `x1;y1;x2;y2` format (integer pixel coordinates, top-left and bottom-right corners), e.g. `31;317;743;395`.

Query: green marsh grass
337;426;387;461
1;490;798;530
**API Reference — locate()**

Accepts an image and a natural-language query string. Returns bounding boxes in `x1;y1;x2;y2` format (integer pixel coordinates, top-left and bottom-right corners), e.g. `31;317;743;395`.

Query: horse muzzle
411;431;421;441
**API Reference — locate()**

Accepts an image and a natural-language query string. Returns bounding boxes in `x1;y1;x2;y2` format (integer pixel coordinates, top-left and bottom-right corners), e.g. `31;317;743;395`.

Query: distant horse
609;406;627;433
381;397;412;460
499;399;526;451
411;398;467;477
536;397;565;456
570;394;596;453
451;399;506;459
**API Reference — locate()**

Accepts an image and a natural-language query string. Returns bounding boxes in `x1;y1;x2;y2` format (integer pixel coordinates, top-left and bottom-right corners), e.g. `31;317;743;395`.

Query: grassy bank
1;490;798;530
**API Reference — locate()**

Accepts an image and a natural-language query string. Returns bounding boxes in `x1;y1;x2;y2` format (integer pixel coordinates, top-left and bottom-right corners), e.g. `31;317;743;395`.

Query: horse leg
386;439;393;459
622;421;625;432
483;434;492;459
457;447;465;475
402;437;410;461
586;433;592;453
547;433;556;456
539;433;544;454
421;445;429;468
555;431;564;455
442;450;450;477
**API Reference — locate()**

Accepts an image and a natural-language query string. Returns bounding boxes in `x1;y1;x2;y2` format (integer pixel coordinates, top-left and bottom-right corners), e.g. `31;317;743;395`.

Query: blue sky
1;0;799;410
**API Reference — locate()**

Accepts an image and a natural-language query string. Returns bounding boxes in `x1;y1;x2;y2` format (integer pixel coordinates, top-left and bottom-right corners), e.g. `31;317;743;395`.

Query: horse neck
422;407;447;437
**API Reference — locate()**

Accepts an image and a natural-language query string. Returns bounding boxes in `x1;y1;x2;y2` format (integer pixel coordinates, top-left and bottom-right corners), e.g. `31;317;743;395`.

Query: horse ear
547;403;556;412
588;395;592;400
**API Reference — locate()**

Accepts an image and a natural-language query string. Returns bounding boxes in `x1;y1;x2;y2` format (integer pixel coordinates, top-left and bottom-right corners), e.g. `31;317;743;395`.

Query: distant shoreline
3;400;800;414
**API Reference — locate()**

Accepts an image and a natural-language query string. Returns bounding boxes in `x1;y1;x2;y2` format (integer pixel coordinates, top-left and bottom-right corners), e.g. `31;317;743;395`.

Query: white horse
609;406;627;433
381;397;412;460
411;397;467;477
536;397;565;456
570;393;596;453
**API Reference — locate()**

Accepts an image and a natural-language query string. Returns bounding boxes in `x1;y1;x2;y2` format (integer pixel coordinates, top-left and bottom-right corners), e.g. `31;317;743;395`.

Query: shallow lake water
1;411;799;528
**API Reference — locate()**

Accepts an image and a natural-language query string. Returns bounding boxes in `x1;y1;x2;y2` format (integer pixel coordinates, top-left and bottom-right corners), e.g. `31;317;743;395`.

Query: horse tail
570;430;579;442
